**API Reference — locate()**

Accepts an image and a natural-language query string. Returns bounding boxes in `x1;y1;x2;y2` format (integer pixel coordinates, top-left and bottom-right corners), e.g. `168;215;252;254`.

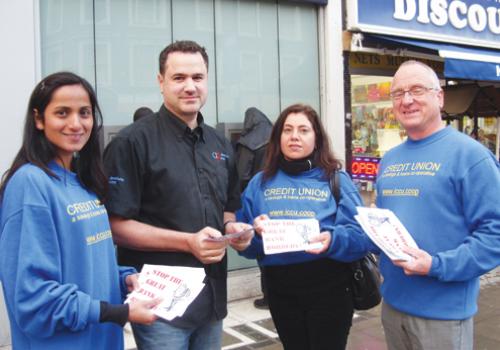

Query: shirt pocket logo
211;151;229;161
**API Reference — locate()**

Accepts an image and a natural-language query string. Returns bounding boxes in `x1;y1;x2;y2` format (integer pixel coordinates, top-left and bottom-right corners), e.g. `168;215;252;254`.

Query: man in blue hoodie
376;60;500;350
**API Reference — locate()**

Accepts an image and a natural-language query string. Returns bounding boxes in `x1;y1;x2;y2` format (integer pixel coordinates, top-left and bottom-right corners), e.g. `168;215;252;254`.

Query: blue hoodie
0;162;134;349
238;168;369;265
376;127;500;320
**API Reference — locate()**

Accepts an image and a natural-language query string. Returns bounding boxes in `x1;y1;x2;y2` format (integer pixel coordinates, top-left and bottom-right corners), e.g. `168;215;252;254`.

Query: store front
0;1;336;344
343;0;499;203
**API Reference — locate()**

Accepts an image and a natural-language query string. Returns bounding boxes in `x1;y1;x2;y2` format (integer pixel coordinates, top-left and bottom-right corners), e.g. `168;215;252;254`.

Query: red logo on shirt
211;152;229;161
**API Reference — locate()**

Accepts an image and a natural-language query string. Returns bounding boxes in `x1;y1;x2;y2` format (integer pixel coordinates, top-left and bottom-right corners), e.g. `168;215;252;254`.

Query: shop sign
351;156;380;180
347;0;500;49
288;0;328;4
349;52;444;73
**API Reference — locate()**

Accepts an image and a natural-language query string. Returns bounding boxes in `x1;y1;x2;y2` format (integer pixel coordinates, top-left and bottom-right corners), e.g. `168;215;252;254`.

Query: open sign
351;156;380;180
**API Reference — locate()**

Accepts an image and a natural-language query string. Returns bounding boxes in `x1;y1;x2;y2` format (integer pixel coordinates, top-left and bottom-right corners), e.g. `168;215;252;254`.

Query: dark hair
0;71;108;201
262;103;342;181
133;106;153;122
159;40;209;75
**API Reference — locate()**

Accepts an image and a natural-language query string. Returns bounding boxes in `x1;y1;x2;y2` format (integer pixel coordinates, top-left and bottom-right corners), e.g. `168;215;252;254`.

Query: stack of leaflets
125;264;205;321
261;218;323;255
355;207;418;261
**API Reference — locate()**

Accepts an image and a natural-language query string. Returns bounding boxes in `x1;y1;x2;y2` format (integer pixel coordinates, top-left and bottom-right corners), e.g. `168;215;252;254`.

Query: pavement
2;267;500;350
130;266;500;350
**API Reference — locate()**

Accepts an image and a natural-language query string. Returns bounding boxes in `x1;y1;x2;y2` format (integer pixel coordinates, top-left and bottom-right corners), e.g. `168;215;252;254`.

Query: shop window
443;84;499;159
350;75;406;194
453;117;499;156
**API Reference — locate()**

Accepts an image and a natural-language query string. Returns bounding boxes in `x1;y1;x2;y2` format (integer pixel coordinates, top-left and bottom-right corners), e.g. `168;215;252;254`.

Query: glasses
390;86;438;100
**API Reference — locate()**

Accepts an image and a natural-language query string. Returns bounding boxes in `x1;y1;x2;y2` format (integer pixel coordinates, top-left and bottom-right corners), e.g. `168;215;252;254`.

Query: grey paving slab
2;268;500;350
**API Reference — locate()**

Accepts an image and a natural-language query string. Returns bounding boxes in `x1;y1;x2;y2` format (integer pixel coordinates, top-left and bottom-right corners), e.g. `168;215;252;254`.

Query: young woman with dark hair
0;72;159;350
0;72;106;200
238;103;369;350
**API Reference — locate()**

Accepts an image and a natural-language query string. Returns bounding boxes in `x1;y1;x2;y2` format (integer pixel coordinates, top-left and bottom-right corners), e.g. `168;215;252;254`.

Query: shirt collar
159;105;206;143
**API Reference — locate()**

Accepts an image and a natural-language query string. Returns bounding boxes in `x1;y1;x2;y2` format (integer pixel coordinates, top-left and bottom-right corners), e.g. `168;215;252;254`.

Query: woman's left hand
253;214;270;236
125;273;140;292
305;231;331;254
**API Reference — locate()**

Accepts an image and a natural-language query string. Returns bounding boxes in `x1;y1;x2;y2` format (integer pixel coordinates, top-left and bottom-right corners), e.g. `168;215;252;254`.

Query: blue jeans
131;319;223;350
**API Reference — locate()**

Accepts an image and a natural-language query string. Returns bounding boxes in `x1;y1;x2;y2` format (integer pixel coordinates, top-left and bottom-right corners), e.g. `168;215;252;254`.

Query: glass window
458;116;498;156
278;3;319;111
351;75;403;159
39;0;321;271
39;0;95;85
350;75;403;197
172;0;217;126
94;0;170;126
215;0;280;123
40;0;320;128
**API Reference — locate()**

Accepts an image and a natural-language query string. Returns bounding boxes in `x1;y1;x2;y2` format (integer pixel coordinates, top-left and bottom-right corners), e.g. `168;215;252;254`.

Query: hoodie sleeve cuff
428;256;441;278
99;301;129;327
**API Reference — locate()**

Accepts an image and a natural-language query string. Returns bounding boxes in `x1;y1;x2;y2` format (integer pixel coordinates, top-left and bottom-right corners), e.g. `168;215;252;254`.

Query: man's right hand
128;298;161;325
188;227;227;264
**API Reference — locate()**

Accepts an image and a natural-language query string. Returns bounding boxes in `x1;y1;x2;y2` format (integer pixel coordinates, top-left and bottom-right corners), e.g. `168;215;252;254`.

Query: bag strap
329;170;341;205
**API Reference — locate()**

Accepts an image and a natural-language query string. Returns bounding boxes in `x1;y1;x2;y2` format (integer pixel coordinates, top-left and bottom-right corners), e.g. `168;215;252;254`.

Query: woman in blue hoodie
238;104;369;350
0;72;159;350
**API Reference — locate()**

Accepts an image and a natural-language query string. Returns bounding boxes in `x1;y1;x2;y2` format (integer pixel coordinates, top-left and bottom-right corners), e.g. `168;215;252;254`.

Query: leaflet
125;264;205;321
261;218;323;255
204;227;254;242
355;207;418;261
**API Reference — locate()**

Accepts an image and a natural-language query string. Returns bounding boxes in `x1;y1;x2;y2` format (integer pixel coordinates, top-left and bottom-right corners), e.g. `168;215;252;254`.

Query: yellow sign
349;52;444;74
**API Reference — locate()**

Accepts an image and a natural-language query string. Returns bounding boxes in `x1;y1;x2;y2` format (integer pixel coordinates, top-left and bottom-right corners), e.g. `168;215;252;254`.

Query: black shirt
103;105;241;327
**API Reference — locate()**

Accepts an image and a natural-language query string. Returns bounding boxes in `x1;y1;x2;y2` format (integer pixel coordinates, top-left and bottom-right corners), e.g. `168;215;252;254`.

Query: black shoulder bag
330;171;382;311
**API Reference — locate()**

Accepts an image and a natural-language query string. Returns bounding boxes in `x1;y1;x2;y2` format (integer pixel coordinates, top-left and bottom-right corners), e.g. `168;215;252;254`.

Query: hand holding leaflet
204;227;254;242
355;207;418;261
125;265;205;321
261;218;323;255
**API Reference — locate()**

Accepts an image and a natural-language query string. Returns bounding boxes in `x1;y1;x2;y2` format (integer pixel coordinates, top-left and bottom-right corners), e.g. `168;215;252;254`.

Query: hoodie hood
237;107;273;150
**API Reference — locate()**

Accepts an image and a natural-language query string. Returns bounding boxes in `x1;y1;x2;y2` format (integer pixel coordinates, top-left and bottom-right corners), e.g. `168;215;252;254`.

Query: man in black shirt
104;40;253;350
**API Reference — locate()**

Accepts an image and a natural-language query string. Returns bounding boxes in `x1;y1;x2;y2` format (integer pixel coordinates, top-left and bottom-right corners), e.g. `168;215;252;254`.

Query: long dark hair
262;103;342;181
0;72;108;201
